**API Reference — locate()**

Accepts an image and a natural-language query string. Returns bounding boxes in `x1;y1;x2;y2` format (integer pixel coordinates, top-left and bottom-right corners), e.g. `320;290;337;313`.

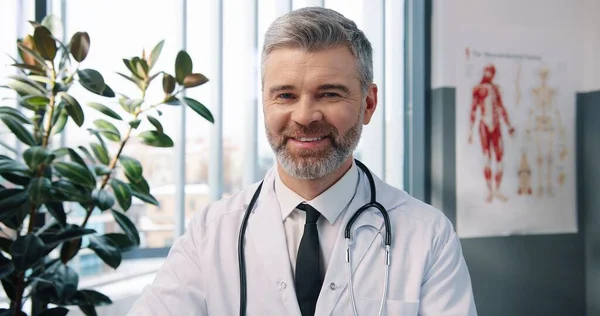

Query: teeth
299;137;323;142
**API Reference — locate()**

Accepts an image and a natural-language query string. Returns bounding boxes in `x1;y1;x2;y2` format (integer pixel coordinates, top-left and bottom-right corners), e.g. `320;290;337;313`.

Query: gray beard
267;109;364;180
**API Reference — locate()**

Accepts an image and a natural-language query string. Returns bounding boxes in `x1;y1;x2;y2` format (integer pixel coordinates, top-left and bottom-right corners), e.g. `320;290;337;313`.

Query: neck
277;157;354;200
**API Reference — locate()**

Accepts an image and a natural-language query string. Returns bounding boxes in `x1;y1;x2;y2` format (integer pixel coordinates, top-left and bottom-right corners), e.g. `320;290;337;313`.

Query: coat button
329;282;337;290
280;282;287;290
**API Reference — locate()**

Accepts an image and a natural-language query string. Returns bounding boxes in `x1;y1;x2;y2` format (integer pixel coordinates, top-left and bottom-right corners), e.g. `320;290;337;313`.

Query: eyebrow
268;83;351;96
317;84;350;94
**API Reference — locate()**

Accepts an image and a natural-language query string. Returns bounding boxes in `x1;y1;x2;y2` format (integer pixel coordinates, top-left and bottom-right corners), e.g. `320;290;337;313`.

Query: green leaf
147;115;163;133
50;108;68;135
182;97;214;123
110;179;132;211
111;209;140;246
10;63;45;74
17;39;48;68
0;159;30;174
88;235;121;269
28;75;52;84
52;180;92;203
93;165;111;176
6;79;44;97
93;189;115;211
131;190;159;206
138;131;174;147
45;202;67;226
59;92;84;127
183;73;209;88
53;161;96;189
0;251;14;280
162;73;176;94
128;119;141;129
90;143;110;165
41;263;79;303
28;177;52;204
60;238;81;263
79;305;97;316
0;189;28;220
126;174;149;194
66;147;87;167
101;84;115;98
69;31;90;62
24;146;53;170
36;307;69;316
119;155;142;179
48;225;95;246
86;102;122;121
93;119;121;142
118;97;143;114
103;233;135;250
66;289;112;307
148;40;164;69
78;69;106;95
175;50;193;84
22;95;49;109
78;146;96;164
10;234;45;271
0;237;13;253
0;106;32;125
33;25;57;61
1;116;36;146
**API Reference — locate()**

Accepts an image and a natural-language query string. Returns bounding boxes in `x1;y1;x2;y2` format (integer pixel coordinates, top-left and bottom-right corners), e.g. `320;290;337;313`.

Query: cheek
323;106;360;134
264;106;288;133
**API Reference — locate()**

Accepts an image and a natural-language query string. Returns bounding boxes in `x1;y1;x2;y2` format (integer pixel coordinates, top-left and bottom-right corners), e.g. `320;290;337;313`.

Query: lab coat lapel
317;172;385;316
245;171;302;316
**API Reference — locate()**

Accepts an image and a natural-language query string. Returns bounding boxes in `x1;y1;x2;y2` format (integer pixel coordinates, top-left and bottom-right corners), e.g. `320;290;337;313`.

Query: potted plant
0;15;213;316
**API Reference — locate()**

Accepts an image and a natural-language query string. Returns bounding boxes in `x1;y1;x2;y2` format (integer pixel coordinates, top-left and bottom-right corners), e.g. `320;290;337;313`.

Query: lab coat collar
243;161;407;316
274;160;359;224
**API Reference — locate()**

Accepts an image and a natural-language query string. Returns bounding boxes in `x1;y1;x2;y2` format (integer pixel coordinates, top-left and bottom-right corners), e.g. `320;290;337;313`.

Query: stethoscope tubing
237;159;391;316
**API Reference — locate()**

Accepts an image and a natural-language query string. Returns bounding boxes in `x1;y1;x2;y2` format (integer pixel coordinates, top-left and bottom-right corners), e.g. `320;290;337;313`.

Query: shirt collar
274;160;359;224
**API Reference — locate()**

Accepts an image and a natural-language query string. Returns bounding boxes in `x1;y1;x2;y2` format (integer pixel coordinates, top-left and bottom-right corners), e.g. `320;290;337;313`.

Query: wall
430;0;600;315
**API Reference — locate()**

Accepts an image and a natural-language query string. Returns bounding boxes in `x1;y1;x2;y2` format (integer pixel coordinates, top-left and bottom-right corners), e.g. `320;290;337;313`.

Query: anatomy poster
455;26;578;238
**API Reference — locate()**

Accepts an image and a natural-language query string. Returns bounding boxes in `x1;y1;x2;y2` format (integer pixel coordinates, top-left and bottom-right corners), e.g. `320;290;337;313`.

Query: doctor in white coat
128;6;477;316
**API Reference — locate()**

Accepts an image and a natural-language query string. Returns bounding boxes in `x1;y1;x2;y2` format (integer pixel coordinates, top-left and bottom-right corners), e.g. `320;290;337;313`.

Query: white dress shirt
274;161;359;277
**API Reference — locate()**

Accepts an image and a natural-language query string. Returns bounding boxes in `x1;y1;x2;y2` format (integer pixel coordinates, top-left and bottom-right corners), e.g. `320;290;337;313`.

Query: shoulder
187;180;262;227
379;182;456;245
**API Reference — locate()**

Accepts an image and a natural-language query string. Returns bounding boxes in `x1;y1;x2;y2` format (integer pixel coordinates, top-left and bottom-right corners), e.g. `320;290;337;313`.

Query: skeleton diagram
468;64;516;203
523;68;567;197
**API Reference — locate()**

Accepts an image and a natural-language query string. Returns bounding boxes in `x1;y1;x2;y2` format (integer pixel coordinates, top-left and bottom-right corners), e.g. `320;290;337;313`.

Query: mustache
280;123;339;139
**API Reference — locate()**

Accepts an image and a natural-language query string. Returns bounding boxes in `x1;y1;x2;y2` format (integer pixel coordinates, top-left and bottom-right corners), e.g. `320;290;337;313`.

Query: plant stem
12;66;57;316
80;109;139;228
42;68;57;148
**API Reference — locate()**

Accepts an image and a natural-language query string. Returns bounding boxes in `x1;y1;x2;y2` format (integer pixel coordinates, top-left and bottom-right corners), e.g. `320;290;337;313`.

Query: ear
361;83;378;125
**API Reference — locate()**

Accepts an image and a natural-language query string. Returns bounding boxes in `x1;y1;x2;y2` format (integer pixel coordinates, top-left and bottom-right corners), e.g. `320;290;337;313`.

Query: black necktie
294;203;323;316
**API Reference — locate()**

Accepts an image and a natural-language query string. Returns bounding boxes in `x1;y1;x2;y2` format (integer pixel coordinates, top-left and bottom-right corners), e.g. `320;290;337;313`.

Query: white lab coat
128;166;477;315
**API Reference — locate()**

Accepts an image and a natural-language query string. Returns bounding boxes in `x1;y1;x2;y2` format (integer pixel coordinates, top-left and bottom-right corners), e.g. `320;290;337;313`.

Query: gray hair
261;7;373;93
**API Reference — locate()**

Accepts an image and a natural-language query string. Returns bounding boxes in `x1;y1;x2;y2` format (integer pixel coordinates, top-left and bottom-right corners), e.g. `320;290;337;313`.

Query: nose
291;96;323;126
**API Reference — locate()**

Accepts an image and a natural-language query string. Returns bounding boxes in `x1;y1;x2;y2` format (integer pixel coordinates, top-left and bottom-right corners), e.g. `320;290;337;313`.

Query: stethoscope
237;159;392;316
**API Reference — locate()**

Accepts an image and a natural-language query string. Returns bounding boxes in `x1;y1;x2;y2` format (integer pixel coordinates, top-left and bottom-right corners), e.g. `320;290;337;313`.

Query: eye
278;93;295;99
321;92;340;98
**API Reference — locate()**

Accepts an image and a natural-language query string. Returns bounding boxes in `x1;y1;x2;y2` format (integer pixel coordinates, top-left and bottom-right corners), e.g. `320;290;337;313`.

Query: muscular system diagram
521;68;567;197
468;64;516;203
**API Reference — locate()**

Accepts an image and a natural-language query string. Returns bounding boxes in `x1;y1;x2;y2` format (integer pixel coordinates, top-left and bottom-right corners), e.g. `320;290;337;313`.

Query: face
262;46;377;179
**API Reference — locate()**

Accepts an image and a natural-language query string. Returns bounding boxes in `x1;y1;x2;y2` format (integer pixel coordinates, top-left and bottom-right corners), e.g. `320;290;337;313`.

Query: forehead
263;46;360;88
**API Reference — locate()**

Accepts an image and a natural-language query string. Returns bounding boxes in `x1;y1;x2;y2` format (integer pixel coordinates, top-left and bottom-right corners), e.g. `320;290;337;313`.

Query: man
128;7;477;315
468;64;515;203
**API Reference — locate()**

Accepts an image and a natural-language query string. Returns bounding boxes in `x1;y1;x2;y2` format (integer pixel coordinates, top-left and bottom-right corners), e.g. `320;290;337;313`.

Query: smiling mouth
294;136;325;142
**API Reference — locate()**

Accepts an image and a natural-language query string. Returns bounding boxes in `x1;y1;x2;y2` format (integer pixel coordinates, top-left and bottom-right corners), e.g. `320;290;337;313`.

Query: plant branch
42;68;57;148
